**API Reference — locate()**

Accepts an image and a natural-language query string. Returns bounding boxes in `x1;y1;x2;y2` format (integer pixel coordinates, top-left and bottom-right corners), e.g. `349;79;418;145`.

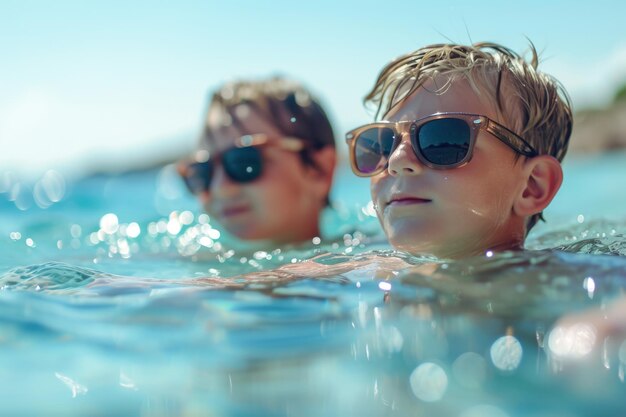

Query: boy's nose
387;135;424;176
210;165;239;197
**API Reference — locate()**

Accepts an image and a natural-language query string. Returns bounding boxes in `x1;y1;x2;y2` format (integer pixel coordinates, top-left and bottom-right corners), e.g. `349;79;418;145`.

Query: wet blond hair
365;42;573;232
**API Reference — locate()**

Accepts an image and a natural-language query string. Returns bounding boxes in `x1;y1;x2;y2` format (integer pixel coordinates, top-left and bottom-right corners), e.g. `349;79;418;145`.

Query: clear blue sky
2;0;625;177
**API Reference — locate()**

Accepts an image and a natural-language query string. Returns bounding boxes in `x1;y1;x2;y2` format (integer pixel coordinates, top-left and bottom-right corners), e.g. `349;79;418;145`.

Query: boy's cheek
369;174;387;203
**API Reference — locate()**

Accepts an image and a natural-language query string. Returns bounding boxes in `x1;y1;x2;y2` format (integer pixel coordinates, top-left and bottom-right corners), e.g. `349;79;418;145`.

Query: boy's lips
220;204;252;218
385;194;432;207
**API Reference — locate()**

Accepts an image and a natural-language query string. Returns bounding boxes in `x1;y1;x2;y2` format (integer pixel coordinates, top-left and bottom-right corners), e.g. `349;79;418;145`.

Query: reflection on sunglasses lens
183;146;264;194
185;162;212;194
418;118;471;165
223;147;263;182
355;127;395;174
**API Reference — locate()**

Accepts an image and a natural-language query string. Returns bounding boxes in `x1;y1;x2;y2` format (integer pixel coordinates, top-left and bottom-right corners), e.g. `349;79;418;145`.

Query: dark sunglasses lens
354;127;395;174
184;162;212;194
417;118;471;166
223;146;263;183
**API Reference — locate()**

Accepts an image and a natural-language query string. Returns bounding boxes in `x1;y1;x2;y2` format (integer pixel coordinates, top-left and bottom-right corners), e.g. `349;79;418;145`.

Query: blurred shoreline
569;100;626;154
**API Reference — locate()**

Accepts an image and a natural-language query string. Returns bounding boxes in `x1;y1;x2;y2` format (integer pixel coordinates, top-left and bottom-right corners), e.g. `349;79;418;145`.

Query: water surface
1;153;625;416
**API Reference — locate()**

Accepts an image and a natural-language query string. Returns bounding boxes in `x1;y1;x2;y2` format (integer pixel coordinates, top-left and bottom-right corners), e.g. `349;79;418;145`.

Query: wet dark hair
202;76;335;153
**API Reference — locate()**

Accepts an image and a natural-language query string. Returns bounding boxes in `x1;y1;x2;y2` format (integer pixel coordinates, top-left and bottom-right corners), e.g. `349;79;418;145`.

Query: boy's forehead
203;106;282;152
384;77;499;122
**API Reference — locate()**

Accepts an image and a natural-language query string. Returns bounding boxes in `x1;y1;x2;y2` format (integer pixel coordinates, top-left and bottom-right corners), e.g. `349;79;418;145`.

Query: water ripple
0;262;105;292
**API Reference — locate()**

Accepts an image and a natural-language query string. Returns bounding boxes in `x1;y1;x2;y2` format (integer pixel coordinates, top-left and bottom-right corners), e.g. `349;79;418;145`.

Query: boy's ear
513;155;563;217
309;146;336;177
307;146;336;199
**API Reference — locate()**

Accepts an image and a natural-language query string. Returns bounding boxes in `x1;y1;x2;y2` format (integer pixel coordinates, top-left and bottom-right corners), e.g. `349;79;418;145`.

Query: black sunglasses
179;134;305;194
345;112;538;177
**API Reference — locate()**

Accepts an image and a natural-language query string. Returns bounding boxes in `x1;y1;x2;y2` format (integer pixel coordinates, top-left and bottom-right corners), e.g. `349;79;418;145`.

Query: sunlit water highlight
1;153;625;417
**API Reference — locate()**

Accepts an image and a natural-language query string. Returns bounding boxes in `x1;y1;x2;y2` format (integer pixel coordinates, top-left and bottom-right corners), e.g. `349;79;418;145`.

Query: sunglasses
179;134;305;194
345;112;538;177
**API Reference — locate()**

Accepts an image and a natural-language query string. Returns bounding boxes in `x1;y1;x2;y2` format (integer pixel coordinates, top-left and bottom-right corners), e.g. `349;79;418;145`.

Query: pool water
1;152;625;417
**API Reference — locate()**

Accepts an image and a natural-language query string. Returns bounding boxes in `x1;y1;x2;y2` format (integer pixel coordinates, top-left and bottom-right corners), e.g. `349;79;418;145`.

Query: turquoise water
1;152;626;416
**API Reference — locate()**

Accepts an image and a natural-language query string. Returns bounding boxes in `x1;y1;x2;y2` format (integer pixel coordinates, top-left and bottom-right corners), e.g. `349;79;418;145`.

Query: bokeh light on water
459;404;510;417
33;170;66;208
452;352;487;389
490;335;523;371
0;153;625;416
0;169;66;211
619;340;626;382
548;323;597;359
409;362;448;402
86;210;225;261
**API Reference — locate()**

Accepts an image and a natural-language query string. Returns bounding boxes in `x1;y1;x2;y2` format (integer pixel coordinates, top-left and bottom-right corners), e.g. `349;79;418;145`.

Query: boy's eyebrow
383;105;418;122
384;96;425;121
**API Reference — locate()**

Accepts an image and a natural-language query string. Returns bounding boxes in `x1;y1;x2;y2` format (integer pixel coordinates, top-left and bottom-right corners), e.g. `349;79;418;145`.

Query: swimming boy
345;42;573;259
178;77;336;246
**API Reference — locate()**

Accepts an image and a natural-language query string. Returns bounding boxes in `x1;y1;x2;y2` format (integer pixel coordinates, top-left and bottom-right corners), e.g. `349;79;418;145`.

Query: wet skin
370;78;529;258
199;104;327;245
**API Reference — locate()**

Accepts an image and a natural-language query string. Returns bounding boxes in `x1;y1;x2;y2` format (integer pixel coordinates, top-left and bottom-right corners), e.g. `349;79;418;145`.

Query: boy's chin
382;219;443;254
386;231;480;259
386;234;439;258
